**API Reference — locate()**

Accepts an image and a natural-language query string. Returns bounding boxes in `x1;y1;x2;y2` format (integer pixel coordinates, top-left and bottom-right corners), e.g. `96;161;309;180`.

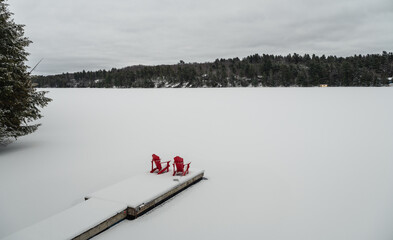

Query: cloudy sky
9;0;393;75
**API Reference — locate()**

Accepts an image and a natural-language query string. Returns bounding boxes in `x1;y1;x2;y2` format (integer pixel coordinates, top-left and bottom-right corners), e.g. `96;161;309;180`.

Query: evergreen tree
0;0;51;144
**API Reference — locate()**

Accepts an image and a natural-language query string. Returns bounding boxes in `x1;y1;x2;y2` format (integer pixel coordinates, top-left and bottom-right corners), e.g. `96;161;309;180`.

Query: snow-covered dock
2;170;204;240
86;169;205;218
3;198;127;240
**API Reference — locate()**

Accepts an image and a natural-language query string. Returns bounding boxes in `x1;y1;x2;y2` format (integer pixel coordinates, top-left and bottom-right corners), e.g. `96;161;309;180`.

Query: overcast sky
9;0;393;75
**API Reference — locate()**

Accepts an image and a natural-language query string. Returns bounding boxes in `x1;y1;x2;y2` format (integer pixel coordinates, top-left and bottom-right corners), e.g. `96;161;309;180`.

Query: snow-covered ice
1;88;393;240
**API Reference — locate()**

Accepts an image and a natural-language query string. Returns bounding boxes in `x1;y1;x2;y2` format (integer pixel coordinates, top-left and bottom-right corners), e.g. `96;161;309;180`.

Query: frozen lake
1;88;393;239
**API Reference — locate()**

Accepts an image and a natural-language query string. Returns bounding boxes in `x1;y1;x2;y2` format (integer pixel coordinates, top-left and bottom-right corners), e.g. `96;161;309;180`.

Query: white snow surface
1;88;393;240
88;169;204;208
2;198;126;240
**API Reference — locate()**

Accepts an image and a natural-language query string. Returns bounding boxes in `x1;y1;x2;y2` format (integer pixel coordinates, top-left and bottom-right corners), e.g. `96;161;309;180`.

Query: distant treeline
32;52;393;88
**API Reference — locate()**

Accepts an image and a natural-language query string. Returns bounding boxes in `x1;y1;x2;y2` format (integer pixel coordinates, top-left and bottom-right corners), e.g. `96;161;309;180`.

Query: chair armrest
161;161;171;164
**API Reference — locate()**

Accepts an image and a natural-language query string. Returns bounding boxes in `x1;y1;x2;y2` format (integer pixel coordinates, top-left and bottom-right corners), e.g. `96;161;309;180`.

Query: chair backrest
152;154;162;169
174;156;184;171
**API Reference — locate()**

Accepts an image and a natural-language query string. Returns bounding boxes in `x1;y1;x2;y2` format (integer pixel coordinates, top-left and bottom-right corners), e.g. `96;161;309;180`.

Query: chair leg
150;161;157;173
158;165;169;174
182;164;190;176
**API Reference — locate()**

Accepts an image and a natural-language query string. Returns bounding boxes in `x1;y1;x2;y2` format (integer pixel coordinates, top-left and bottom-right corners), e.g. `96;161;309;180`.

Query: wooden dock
86;170;204;219
3;170;204;240
126;171;204;219
2;198;127;240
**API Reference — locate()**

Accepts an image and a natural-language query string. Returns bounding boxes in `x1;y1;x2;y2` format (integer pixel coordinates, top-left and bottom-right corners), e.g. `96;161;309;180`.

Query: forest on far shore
32;52;393;88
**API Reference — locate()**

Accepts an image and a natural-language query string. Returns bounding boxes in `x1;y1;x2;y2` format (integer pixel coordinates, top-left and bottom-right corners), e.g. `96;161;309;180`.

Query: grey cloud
9;0;393;75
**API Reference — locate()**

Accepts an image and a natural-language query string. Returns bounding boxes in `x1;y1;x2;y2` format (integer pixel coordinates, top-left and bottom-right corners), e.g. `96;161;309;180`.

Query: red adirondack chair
173;156;191;176
150;154;170;174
